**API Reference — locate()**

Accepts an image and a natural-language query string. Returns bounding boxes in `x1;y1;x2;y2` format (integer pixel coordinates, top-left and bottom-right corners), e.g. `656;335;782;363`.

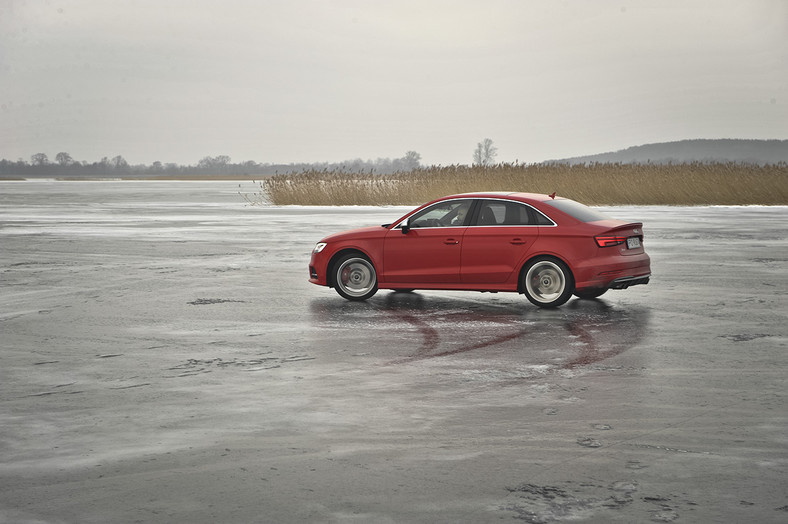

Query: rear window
544;199;612;222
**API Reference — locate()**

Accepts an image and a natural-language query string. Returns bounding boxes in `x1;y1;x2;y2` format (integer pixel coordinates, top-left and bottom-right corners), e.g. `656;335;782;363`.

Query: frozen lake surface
1;181;787;523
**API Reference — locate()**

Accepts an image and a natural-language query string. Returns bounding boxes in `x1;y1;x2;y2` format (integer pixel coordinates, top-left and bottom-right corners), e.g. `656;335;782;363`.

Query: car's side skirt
378;282;518;292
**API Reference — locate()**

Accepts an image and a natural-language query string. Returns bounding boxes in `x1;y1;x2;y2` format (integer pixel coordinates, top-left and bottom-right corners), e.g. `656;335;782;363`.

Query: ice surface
1;181;786;523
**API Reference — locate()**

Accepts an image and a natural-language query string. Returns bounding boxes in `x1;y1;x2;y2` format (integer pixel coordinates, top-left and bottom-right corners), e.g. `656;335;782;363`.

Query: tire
574;288;607;300
522;257;574;308
333;254;378;301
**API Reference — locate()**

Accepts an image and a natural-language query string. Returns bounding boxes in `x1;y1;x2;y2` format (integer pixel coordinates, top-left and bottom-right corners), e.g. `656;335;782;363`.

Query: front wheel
333;254;378;301
522;257;574;308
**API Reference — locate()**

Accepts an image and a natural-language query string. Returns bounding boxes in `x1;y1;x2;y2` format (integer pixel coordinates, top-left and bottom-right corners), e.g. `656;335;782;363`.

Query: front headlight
313;242;327;253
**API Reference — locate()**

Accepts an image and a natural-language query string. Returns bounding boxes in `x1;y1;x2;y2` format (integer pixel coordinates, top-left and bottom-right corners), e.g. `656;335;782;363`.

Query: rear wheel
333;254;378;301
574;288;607;299
522;257;574;308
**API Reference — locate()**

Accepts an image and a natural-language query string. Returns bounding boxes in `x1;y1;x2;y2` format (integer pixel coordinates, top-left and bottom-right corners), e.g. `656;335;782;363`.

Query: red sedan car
309;192;650;308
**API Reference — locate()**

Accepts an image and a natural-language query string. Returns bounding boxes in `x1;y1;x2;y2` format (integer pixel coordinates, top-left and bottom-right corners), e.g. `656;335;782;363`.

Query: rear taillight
595;235;628;247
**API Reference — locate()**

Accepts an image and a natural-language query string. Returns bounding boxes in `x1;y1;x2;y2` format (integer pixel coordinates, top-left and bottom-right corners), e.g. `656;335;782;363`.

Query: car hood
319;225;389;243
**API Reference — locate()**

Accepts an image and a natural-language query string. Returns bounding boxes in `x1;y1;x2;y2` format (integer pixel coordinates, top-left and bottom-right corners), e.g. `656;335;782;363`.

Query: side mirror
400;219;410;234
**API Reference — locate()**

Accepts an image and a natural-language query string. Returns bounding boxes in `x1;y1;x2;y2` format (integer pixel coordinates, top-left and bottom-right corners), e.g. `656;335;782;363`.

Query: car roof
441;192;559;203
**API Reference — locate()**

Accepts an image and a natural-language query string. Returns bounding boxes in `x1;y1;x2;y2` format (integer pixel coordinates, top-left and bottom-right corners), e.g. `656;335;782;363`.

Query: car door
460;199;540;284
382;199;472;283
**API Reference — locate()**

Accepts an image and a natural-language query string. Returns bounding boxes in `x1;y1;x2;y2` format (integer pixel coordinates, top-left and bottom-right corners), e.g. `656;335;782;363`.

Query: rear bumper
573;252;651;291
608;274;650;289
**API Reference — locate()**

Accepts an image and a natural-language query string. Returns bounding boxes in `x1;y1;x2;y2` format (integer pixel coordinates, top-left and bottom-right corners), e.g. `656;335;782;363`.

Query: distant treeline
0;151;423;178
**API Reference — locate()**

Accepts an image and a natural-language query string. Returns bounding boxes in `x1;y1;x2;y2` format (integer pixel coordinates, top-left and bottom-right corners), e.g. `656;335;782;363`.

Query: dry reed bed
257;163;788;206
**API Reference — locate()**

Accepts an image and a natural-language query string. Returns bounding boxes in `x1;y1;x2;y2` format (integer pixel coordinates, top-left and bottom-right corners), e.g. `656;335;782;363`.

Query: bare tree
31;153;49;166
198;155;231;170
473;138;498;166
55;152;73;166
402;150;421;171
111;155;128;169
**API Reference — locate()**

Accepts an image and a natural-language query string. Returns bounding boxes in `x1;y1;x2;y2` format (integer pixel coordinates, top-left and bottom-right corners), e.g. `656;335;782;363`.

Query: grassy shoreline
255;162;788;206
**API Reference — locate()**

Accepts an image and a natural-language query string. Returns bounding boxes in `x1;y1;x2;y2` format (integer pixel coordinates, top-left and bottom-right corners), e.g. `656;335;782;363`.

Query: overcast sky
1;0;786;166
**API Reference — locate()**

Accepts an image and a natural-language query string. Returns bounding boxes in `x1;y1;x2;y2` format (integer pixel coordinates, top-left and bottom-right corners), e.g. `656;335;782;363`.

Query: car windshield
544;199;612;222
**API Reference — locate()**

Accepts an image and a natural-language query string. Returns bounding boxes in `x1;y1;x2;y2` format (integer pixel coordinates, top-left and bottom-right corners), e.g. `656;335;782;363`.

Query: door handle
510;238;527;245
444;238;459;245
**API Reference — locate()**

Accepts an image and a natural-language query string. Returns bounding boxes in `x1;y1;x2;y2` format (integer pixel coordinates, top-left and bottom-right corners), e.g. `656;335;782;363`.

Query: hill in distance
551;139;788;166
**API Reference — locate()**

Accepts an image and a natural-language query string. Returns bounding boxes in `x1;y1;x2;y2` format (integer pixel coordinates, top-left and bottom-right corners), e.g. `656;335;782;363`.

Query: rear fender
516;253;575;294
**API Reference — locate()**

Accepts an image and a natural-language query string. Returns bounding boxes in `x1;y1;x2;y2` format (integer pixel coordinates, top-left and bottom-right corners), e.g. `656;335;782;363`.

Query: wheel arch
516;253;576;294
326;248;375;288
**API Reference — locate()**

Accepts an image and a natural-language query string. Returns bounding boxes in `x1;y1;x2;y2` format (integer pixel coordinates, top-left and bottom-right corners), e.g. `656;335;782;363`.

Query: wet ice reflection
310;292;651;373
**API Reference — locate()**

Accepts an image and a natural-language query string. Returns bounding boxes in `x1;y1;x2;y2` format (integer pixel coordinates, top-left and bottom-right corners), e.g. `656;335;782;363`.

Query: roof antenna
549;192;556;199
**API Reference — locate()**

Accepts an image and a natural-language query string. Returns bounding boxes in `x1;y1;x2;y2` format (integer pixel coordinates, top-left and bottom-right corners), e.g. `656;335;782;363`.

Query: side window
409;200;472;228
502;202;531;225
533;209;554;225
478;202;505;225
476;200;536;226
